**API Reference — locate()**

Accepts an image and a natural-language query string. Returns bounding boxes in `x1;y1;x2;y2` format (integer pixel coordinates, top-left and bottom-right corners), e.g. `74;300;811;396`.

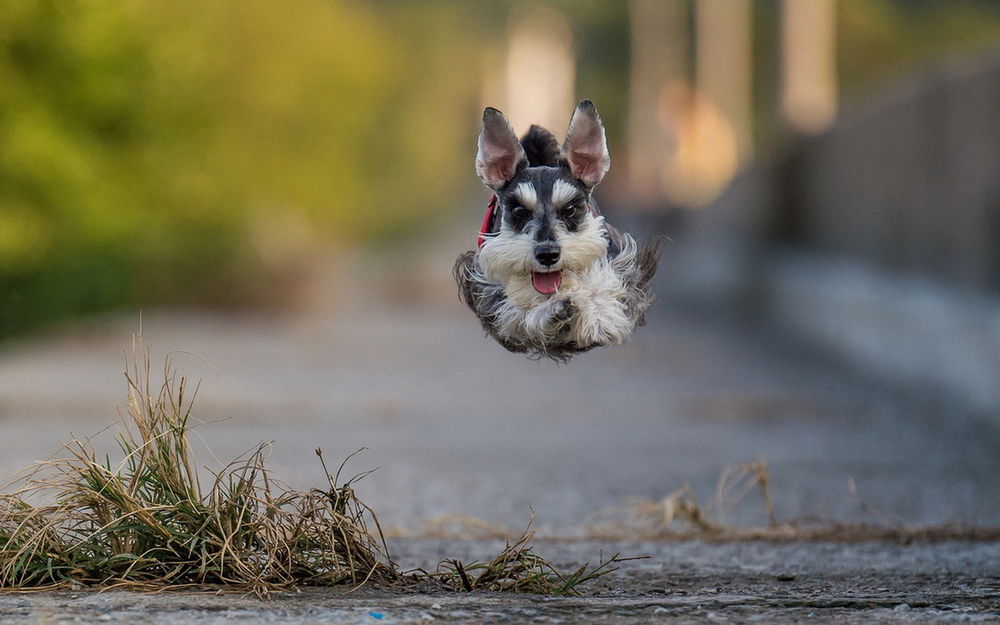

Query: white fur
476;212;635;349
561;234;639;346
490;296;571;346
512;183;538;211
557;213;609;273
478;227;535;290
478;213;608;309
551;179;579;208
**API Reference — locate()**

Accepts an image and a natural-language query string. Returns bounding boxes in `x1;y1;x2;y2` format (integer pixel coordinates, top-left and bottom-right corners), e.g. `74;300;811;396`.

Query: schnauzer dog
454;100;660;361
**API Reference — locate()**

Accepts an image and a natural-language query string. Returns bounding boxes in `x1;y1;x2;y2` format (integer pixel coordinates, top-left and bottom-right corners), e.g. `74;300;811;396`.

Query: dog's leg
564;276;632;348
560;235;662;349
521;296;575;342
454;251;531;353
456;251;584;353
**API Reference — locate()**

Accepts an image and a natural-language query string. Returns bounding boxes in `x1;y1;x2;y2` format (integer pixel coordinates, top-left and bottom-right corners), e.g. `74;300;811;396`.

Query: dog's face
475;101;611;297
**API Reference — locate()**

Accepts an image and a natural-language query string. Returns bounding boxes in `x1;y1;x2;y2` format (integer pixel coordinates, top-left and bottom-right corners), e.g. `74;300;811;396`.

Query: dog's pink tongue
531;271;562;295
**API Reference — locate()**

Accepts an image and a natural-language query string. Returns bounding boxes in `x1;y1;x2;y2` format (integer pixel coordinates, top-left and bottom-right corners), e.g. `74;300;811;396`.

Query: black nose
534;245;560;267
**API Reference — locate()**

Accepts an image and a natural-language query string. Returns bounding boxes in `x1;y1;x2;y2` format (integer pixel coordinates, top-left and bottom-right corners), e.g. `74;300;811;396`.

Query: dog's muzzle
532;245;563;295
531;244;562;295
534;245;560;267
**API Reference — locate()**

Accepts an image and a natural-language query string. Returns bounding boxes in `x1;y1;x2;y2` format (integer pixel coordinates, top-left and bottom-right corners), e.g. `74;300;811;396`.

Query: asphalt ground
1;540;998;623
1;303;998;533
1;258;999;621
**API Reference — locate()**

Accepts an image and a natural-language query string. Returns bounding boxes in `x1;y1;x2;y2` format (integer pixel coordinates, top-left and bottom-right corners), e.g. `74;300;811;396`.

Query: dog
454;100;660;361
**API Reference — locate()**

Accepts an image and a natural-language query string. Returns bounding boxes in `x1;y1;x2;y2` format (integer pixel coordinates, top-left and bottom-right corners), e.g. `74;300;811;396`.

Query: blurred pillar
781;0;838;134
626;0;689;206
501;8;575;133
695;0;753;163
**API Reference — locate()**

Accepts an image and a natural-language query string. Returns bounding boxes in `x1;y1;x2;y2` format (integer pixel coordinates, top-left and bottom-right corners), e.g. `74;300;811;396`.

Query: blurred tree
2;0;999;338
837;0;1000;92
0;0;481;336
838;0;1000;95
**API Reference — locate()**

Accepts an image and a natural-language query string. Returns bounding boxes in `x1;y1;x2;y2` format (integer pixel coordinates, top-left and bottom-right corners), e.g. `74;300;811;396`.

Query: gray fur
455;101;662;361
454;235;661;362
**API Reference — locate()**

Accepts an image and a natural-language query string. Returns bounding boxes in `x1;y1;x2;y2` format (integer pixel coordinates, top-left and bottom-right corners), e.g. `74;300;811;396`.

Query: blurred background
1;0;1000;532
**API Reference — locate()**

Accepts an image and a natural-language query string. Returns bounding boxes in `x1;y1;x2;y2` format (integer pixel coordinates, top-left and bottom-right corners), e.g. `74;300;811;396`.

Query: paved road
2;540;998;623
2;260;1000;621
1;292;998;534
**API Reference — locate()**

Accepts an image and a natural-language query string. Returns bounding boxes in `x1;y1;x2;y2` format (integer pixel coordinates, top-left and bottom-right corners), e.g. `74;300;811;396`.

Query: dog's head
475;100;611;296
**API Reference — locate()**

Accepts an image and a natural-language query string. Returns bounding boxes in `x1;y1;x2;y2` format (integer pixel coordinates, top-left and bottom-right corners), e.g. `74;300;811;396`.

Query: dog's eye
510;206;531;220
561;203;582;218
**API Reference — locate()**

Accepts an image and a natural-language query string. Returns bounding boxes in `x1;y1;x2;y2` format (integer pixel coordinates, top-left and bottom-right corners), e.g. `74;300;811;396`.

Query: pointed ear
476;107;528;190
561;100;610;188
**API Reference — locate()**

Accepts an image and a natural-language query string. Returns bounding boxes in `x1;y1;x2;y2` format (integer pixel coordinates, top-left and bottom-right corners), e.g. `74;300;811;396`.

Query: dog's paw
551;298;576;323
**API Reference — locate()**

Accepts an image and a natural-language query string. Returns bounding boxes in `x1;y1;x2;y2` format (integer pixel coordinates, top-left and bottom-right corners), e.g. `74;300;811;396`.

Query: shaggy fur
455;101;661;361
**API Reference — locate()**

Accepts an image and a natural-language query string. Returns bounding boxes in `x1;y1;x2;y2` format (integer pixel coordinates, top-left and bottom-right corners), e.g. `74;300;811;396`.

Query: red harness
477;195;499;249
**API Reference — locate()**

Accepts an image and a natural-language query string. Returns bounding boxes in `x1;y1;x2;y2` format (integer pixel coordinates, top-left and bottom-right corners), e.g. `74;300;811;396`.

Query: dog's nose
534;245;561;267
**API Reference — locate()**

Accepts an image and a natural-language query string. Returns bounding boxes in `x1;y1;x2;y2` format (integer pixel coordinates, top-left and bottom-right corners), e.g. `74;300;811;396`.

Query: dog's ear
476;107;528;190
561;100;610;188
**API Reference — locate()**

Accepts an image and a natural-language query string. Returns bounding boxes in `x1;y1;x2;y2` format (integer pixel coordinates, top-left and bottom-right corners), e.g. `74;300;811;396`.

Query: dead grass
416;517;641;595
587;458;1000;543
6;336;990;600
0;337;636;597
0;341;398;597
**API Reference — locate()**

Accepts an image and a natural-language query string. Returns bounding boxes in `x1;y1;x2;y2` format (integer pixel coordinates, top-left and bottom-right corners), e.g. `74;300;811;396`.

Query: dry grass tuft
0;339;396;597
418;517;641;595
588;458;1000;543
0;337;637;597
588;459;775;539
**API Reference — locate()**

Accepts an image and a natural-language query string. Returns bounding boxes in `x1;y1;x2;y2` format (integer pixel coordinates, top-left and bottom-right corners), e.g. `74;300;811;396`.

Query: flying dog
454;100;660;360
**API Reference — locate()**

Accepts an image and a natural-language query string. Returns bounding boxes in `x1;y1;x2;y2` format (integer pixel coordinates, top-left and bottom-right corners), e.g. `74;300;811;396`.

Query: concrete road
1;274;1000;621
1;540;998;623
1;300;998;533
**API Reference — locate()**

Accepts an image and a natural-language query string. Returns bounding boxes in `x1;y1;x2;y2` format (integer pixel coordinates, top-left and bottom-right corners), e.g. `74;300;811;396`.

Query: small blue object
368;612;385;620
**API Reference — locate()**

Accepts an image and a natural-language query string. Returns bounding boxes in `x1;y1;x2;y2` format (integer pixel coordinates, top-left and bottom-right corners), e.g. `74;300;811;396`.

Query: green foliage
3;0;1000;338
838;0;1000;94
0;0;482;336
